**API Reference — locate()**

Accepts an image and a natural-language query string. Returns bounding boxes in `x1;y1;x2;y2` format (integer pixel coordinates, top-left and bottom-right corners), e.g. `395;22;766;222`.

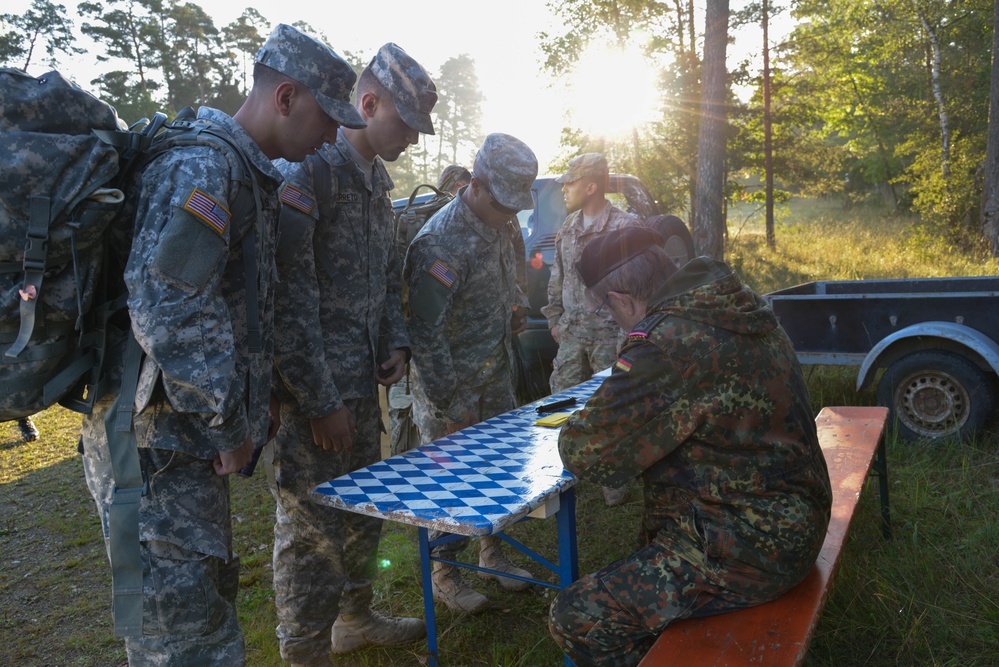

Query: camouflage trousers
266;397;383;663
549;332;621;393
411;375;515;559
80;399;244;667
548;538;779;667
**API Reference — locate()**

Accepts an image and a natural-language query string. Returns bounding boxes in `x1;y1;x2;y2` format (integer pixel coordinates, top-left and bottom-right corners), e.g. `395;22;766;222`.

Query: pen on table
536;397;577;414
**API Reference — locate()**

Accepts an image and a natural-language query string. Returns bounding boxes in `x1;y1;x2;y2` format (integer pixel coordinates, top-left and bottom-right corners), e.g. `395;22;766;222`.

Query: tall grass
1;197;997;666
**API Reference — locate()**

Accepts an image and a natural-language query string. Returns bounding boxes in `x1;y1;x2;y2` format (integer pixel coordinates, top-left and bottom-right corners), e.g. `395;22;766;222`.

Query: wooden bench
638;406;891;667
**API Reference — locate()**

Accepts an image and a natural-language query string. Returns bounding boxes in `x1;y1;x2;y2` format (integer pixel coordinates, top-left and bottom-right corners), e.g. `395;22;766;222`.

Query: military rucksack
0;67;258;422
1;67;263;637
394;183;454;263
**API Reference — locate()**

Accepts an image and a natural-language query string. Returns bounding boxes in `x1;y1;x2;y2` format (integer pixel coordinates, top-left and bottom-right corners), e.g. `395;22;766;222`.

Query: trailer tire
644;215;695;268
876;350;996;442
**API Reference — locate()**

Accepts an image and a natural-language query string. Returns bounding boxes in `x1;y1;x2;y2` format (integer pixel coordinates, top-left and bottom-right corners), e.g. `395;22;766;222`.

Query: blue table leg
418;527;438;666
556;487;578;667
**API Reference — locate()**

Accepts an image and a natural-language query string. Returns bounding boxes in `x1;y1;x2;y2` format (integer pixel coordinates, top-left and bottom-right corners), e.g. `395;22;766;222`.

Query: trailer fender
856;321;999;391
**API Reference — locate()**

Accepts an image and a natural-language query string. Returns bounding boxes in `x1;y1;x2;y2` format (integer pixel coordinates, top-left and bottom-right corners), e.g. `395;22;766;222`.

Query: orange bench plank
639;406;889;667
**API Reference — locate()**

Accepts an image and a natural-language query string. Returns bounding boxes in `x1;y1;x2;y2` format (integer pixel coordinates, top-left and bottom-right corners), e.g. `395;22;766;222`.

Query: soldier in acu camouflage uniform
548;227;833;667
268;43;435;664
80;24;364;667
404;133;538;614
541;153;638;507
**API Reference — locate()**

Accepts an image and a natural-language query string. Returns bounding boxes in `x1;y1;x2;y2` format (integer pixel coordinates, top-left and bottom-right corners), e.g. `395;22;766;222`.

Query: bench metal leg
556;488;578;667
871;434;892;540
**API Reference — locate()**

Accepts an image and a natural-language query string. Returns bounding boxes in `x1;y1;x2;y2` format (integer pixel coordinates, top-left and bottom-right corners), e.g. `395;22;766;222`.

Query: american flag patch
615;355;633;373
184;189;230;235
280;184;315;214
429;259;457;288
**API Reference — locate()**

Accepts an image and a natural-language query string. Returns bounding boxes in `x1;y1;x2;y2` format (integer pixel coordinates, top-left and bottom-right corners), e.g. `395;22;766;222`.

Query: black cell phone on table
536;397;576;414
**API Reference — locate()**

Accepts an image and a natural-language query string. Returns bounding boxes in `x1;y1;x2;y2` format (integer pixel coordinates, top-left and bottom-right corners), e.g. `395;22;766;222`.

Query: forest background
5;0;999;257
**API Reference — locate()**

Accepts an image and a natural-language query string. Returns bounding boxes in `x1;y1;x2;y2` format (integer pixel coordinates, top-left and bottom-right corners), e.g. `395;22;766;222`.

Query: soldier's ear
274;81;296;117
359;90;379;120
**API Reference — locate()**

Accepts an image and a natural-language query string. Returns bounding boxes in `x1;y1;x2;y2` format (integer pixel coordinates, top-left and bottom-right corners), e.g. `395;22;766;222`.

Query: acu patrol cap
255;24;366;130
473;133;538;211
369;43;438;135
576;226;663;289
556;152;609;184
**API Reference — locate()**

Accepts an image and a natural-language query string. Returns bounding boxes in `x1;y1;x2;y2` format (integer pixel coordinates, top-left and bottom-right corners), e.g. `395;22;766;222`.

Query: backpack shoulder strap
105;331;145;636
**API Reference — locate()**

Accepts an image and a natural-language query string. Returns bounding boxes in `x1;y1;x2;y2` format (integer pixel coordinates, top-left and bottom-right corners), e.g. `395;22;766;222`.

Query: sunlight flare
566;42;659;138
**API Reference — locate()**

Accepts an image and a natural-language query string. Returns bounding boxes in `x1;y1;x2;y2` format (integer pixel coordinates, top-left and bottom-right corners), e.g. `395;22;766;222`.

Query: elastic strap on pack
6;196;52;359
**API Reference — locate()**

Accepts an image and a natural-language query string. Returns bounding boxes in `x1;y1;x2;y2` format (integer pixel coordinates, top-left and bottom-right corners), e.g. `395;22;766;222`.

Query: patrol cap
369;43;438;135
473;133;538;211
576;226;664;289
255;24;366;130
556;152;609;184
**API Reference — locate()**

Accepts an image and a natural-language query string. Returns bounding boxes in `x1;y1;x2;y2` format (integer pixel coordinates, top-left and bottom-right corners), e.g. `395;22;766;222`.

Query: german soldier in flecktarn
548;227;833;667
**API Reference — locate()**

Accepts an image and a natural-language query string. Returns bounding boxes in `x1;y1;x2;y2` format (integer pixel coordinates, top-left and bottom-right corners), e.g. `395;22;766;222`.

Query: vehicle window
606;192;631;214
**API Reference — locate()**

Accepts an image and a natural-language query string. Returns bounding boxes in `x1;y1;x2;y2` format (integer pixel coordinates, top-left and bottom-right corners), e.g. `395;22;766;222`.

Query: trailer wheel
876;350;996;441
644;215;695;268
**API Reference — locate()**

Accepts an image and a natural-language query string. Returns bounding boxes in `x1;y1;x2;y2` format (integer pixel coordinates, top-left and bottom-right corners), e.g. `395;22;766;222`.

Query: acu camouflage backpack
394;182;454;263
0;68;257;422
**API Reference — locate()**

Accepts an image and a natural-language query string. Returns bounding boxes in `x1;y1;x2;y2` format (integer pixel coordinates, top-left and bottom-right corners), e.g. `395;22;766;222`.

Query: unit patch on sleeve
184;189;230;235
280;184;315;215
429;259;457;288
615;355;633;373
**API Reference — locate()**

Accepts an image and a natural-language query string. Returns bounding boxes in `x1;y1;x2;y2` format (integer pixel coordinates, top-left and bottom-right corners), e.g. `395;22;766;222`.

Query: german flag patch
429;259;457;288
184;189;230;235
615;355;633;373
280;183;315;215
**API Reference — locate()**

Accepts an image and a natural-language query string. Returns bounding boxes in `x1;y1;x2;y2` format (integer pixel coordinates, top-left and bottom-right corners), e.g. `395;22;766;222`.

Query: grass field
1;198;998;666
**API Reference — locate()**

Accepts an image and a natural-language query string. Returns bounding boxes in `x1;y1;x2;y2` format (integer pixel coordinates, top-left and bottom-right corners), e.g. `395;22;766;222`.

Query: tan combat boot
432;562;490;614
477;535;533;591
331;609;426;654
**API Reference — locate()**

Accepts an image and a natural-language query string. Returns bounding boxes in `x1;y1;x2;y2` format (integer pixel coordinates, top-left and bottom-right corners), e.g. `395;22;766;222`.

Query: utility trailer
763;276;999;441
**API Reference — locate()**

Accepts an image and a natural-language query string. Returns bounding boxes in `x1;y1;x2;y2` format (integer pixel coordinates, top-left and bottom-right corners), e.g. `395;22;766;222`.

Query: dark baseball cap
369;43;438;135
576;226;664;288
255;24;366;130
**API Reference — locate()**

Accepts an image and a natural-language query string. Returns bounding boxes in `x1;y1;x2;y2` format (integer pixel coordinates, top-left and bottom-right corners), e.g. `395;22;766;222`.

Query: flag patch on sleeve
280;184;315;214
184;189;230;235
615;355;633;373
429;259;457;288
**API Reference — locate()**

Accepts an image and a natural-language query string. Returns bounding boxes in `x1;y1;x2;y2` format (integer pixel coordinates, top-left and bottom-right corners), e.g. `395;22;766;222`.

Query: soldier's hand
551;325;561;344
214;435;254;476
375;349;407;386
310;407;355;452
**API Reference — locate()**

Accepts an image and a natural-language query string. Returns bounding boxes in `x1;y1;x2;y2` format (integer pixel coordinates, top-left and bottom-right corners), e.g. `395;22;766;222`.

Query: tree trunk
915;4;951;177
763;0;775;249
982;0;999;254
693;0;730;260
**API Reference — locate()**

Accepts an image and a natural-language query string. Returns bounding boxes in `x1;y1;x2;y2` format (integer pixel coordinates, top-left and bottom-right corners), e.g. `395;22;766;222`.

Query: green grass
2;196;998;666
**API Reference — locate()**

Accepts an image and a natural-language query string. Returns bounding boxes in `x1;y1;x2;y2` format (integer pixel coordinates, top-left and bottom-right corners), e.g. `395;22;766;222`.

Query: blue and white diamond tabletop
311;375;606;536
